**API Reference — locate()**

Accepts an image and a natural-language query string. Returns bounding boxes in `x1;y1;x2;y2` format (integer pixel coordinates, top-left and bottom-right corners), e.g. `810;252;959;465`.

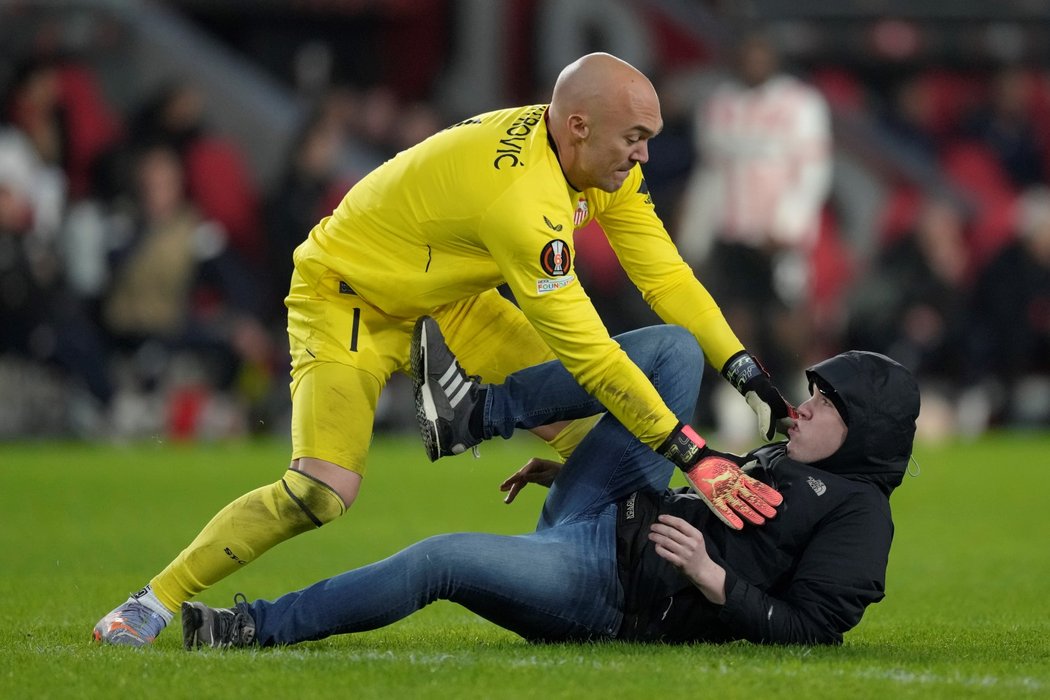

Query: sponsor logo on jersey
543;215;563;232
539;239;571;276
807;476;827;496
536;275;575;294
573;197;589;227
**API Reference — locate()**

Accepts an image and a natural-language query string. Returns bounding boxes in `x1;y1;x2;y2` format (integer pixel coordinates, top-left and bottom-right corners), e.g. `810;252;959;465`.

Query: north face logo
807;476;827;496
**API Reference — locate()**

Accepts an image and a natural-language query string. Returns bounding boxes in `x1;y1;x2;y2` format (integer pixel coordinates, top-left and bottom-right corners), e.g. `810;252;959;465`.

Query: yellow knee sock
545;414;603;461
150;469;345;612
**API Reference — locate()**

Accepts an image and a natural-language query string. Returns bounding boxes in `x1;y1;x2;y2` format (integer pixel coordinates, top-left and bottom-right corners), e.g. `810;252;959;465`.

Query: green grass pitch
1;432;1047;699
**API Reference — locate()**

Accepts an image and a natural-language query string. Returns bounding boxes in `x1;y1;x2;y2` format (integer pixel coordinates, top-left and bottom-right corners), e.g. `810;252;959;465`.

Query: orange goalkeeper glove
657;422;783;530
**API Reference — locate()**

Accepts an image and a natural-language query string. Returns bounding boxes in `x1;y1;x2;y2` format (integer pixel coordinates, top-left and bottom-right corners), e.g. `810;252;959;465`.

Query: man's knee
659;325;703;372
292;457;363;509
622;325;702;381
281;468;349;527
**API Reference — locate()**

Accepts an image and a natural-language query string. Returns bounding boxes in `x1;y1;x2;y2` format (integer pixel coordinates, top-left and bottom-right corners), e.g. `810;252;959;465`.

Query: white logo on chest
807;476;827;496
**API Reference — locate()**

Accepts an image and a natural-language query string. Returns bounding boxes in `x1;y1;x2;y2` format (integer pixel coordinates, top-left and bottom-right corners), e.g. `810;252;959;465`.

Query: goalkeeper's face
575;88;663;192
786;388;847;463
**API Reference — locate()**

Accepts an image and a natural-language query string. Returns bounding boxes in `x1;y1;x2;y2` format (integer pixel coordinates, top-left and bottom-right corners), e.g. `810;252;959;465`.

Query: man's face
737;38;777;87
785;387;847;463
572;92;662;192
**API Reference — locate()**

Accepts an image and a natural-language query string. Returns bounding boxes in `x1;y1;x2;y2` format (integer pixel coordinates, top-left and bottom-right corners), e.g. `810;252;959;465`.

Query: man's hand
499;457;562;504
649;514;726;604
657;423;783;529
721;351;797;440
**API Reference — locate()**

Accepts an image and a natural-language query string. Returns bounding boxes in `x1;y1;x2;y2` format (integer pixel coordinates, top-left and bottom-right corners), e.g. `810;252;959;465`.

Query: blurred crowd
1;23;1048;443
0;54;444;440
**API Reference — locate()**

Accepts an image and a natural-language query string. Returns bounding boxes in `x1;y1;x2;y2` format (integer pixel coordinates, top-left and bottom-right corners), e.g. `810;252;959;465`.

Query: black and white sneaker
411;316;484;462
182;594;257;650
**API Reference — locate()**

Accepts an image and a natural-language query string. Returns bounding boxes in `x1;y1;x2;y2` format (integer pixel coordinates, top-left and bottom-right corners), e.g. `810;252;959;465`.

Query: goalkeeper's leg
95;269;397;645
94;361;378;645
92;465;351;646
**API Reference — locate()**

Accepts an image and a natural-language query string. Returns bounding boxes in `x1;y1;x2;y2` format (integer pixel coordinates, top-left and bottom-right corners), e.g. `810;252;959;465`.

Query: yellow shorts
286;268;556;475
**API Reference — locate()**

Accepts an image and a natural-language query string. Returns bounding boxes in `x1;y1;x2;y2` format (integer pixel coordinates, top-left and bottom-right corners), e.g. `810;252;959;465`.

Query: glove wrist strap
722;351;764;393
657;422;706;471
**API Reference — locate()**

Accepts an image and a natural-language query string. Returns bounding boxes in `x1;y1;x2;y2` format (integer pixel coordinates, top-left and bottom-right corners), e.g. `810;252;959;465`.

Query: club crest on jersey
573;198;589;227
540;239;571;276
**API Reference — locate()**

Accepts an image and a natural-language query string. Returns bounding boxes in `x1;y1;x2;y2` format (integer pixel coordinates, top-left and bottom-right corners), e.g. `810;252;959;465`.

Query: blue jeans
248;325;703;645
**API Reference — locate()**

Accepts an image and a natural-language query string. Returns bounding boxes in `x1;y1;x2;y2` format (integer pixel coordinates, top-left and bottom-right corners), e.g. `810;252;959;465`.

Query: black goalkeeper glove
721;351;797;441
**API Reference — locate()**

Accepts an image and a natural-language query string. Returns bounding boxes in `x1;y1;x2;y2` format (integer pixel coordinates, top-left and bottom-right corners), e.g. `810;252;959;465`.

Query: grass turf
1;432;1047;699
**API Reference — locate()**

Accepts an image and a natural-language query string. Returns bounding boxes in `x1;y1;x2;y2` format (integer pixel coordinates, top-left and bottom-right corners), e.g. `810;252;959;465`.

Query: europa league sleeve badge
539;239;571;277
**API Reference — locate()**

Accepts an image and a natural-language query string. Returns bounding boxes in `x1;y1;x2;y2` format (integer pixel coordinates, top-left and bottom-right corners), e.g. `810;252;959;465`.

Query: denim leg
248;507;622;646
532;326;704;529
485;325;702;438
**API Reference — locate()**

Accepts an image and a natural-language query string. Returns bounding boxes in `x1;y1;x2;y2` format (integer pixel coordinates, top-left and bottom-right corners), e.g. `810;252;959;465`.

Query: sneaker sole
181;602;203;650
411;318;442;462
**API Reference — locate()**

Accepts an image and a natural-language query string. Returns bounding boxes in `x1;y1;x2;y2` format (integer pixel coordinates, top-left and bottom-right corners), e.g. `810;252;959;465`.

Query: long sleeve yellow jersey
292;104;744;449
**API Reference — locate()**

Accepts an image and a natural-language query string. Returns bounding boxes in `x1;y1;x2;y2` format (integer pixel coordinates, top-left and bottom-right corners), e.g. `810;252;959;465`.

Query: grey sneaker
411;316;484;461
181;594;256;650
92;594;168;646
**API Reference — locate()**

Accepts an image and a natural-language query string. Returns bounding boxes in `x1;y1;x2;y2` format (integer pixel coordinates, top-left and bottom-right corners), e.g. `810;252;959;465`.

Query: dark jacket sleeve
716;497;893;645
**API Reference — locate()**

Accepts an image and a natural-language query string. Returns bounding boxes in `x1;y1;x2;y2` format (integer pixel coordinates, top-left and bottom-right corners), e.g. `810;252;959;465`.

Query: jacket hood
806;350;920;494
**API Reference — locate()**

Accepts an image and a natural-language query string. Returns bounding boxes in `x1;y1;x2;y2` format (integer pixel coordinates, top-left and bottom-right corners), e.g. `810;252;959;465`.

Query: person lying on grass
182;323;919;648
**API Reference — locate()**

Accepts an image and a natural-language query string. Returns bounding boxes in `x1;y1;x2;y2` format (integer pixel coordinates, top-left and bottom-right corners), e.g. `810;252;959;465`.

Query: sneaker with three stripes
411;316;484;461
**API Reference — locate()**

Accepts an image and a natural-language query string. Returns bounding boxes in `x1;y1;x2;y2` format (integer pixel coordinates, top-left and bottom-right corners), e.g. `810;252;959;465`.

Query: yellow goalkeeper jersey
292;104;743;448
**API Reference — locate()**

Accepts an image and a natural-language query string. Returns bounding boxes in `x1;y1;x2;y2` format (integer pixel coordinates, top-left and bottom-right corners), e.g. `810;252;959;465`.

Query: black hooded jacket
614;351;920;645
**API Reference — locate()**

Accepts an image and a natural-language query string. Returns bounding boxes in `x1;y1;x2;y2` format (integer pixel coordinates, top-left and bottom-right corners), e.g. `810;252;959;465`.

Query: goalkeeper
183;324;920;648
95;51;791;646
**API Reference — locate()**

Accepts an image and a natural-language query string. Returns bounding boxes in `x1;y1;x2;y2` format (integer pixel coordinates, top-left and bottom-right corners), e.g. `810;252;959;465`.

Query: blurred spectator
263;112;354;316
100;144;274;436
96;81;264;265
0;126;64;356
342;84;400;176
643;69;700;223
845;196;973;435
879;70;983;162
880;75;939;160
0;125;111;427
4;56;122;201
390;100;443;153
4;60;65;170
0;120;66;241
674;28;832;441
966;186;1050;428
963;66;1045;190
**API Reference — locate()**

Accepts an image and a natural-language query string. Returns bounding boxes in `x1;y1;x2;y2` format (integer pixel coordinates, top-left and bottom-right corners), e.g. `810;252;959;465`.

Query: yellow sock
545;414;603;461
150;469;345;612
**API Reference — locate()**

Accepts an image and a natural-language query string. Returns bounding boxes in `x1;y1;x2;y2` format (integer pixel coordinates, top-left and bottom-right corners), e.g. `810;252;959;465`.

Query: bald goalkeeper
94;53;795;646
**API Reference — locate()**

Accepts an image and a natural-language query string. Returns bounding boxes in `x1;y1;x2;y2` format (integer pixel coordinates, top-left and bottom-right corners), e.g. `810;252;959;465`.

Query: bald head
547;53;663;192
550;53;659;124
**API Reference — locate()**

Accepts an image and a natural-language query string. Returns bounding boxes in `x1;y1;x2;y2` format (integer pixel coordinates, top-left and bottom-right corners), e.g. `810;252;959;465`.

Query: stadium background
2;0;1049;444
